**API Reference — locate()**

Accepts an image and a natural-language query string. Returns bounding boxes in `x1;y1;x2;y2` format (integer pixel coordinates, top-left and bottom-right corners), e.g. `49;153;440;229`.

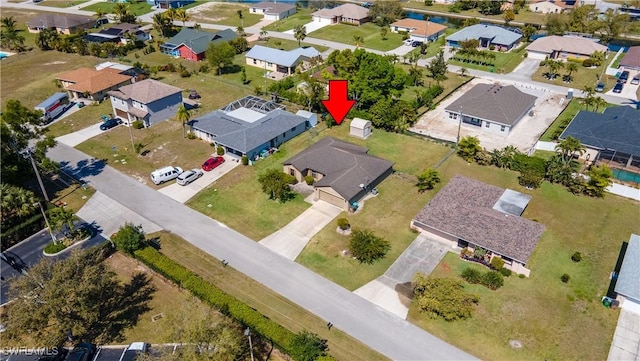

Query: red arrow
322;80;355;125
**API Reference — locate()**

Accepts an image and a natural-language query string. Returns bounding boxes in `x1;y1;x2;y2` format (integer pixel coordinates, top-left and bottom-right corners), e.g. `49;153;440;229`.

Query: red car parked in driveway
202;156;225;171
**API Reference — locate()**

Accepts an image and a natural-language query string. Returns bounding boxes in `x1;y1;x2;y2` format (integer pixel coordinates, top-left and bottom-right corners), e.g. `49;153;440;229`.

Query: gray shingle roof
560;106;640;157
26;13;94;29
164;28;237;54
108;79;182;104
447;24;522;46
615;234;640;302
252;1;296;14
312;3;370;20
525;35;607;57
445;83;537;126
283;137;393;201
245;45;320;67
413;175;545;263
191;106;307;155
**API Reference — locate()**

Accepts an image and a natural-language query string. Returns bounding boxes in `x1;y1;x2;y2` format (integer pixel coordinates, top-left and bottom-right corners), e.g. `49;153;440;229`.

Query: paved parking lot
157;155;240;203
410;77;568;152
605;71;640;100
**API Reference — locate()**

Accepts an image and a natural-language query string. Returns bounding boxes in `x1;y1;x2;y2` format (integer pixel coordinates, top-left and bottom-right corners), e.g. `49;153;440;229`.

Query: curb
42;228;96;257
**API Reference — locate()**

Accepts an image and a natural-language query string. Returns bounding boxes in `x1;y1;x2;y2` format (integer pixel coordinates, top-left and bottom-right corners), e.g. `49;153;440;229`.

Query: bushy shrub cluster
132;120;144;129
304;175;314;185
336;218;350;230
461;268;505;290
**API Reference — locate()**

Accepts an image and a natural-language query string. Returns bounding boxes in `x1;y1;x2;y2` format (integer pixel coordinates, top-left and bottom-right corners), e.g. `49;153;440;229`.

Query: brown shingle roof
252;1;296;14
620;46;640;69
413;175;545;263
445;83;537;126
58;68;132;94
525;35;607;57
284;137;393;201
108;79;182;104
390;18;447;37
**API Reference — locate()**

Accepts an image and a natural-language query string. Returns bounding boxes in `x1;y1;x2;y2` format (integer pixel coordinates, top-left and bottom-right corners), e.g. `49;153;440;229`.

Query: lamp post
456;106;463;146
244;328;254;361
34;201;56;243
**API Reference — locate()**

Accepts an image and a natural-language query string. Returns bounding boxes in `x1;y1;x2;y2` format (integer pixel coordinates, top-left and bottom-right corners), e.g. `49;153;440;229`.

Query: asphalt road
48;143;478;360
1;225;106;306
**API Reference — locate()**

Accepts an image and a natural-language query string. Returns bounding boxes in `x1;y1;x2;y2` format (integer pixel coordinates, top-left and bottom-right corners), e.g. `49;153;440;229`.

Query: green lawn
404;3;548;25
143;231;387;360
309;23;405;51
404;155;640;361
187;3;262;28
39;0;90;8
81;1;153;15
251;37;328;53
448;44;527;74
531;56;613;92
263;9;313;32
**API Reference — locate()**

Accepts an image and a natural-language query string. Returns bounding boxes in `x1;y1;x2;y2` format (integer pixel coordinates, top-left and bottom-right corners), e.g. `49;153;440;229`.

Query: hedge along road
48;143;478;361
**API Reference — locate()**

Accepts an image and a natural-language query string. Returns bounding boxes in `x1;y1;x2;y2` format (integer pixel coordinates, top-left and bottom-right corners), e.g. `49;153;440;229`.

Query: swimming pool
0;52;9;59
612;168;640;184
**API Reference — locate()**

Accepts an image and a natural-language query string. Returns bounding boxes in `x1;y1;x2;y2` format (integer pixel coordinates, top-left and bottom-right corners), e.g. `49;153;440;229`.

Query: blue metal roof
447;24;522;46
245;45;320;67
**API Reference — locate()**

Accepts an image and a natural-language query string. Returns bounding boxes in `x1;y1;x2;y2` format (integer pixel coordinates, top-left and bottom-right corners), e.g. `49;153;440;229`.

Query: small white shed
350;118;372;139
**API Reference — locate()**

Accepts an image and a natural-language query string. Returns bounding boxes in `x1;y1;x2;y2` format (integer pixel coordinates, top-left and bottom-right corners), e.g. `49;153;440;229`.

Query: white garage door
314;16;332;25
527;51;548;60
265;14;278;20
318;190;344;209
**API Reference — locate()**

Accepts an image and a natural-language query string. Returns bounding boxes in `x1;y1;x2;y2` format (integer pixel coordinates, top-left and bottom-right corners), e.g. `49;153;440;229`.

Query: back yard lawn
404;3;547;25
81;1;153;15
38;0;90;8
263;10;313;32
187;2;263;28
309;23;404;51
406;155;640;361
531;58;613;92
448;44;527;74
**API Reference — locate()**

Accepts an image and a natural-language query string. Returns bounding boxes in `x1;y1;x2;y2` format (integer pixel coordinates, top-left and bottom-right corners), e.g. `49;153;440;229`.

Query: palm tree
176;8;189;27
407;50;421;68
543;59;563;79
459;67;468;77
0;184;37;223
293;25;306;47
165;8;177;25
563;62;578;82
259;28;268;41
1;16;25;52
555;136;586;165
94;9;107;29
114;3;131;24
237;9;244;27
176;104;191;139
352;35;364;48
49;207;78;241
35;28;59;50
152;13;170;38
236;25;246;37
581;85;596;111
593;96;607;112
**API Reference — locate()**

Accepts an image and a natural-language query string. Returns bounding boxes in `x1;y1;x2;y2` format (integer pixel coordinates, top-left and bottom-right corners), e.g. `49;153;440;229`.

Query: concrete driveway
608;309;640;361
259;200;342;260
77;191;163;237
157;155;240;203
56;122;113;147
284;20;330;34
606;73;640;101
354;233;453;319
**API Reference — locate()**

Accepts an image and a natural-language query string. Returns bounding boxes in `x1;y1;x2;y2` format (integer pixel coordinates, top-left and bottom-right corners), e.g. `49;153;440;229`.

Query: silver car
176;168;203;186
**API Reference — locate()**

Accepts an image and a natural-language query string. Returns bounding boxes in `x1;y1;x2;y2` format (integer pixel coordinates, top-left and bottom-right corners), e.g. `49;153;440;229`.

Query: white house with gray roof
249;1;297;20
245;45;321;76
189;96;314;160
446;24;522;51
444;83;537;136
108;79;183;127
615;234;640;314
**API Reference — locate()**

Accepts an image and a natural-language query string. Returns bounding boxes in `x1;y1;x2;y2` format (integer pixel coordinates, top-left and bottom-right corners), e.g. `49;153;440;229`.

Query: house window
311;171;318;178
291;126;296;131
253;59;257;64
449;112;458;120
500;125;506;132
485;122;490;128
268;62;273;67
290;169;295;176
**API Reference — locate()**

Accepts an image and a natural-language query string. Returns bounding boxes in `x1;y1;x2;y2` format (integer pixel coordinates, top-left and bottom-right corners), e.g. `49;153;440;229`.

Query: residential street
47;143;478;361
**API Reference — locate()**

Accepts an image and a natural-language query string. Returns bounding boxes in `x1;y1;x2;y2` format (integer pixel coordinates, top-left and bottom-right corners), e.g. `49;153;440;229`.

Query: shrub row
133;247;296;355
461;268;504;290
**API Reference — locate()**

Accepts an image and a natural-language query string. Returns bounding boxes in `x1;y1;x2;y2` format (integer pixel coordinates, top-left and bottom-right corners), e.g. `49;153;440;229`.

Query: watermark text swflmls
1;347;63;356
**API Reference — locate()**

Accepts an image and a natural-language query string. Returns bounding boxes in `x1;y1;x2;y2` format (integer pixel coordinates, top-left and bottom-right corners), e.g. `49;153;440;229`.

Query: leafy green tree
380;26;388;40
352;35;364;48
48;207;78;239
567;4;599;34
521;24;537;42
555;136;586;165
457;136;481;162
0;184;38;224
369;0;404;26
229;36;248;54
478;0;503;15
545;13;567;35
258;168;295;202
294;24;307;46
598;9;630;42
462;17;480;27
545;154;575;185
152;13;171;38
112;222;146;255
349;229;390;264
427;50;447;83
3;248;155;345
503;9;515;24
289;330;328;361
584;164;613;197
589;50;606;67
416;168;441;192
412;274;479;321
206;41;236;75
35;28;60;50
176;104;190;138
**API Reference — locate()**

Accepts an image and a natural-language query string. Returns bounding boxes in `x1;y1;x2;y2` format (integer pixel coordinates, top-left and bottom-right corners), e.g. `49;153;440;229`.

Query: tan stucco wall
246;57;279;72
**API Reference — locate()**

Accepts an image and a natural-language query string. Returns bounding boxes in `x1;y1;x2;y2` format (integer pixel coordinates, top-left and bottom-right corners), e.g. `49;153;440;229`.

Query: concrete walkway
354;233;452;319
283;20;330;35
77;191;163;237
259;199;342;260
608;309;640;361
158;155;240;204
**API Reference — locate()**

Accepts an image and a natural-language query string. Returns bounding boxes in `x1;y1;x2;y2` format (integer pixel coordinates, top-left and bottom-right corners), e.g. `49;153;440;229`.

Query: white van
150;166;183;185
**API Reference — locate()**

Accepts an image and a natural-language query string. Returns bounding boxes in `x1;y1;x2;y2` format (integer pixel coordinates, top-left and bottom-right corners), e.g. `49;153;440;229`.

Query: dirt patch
439;261;451;273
